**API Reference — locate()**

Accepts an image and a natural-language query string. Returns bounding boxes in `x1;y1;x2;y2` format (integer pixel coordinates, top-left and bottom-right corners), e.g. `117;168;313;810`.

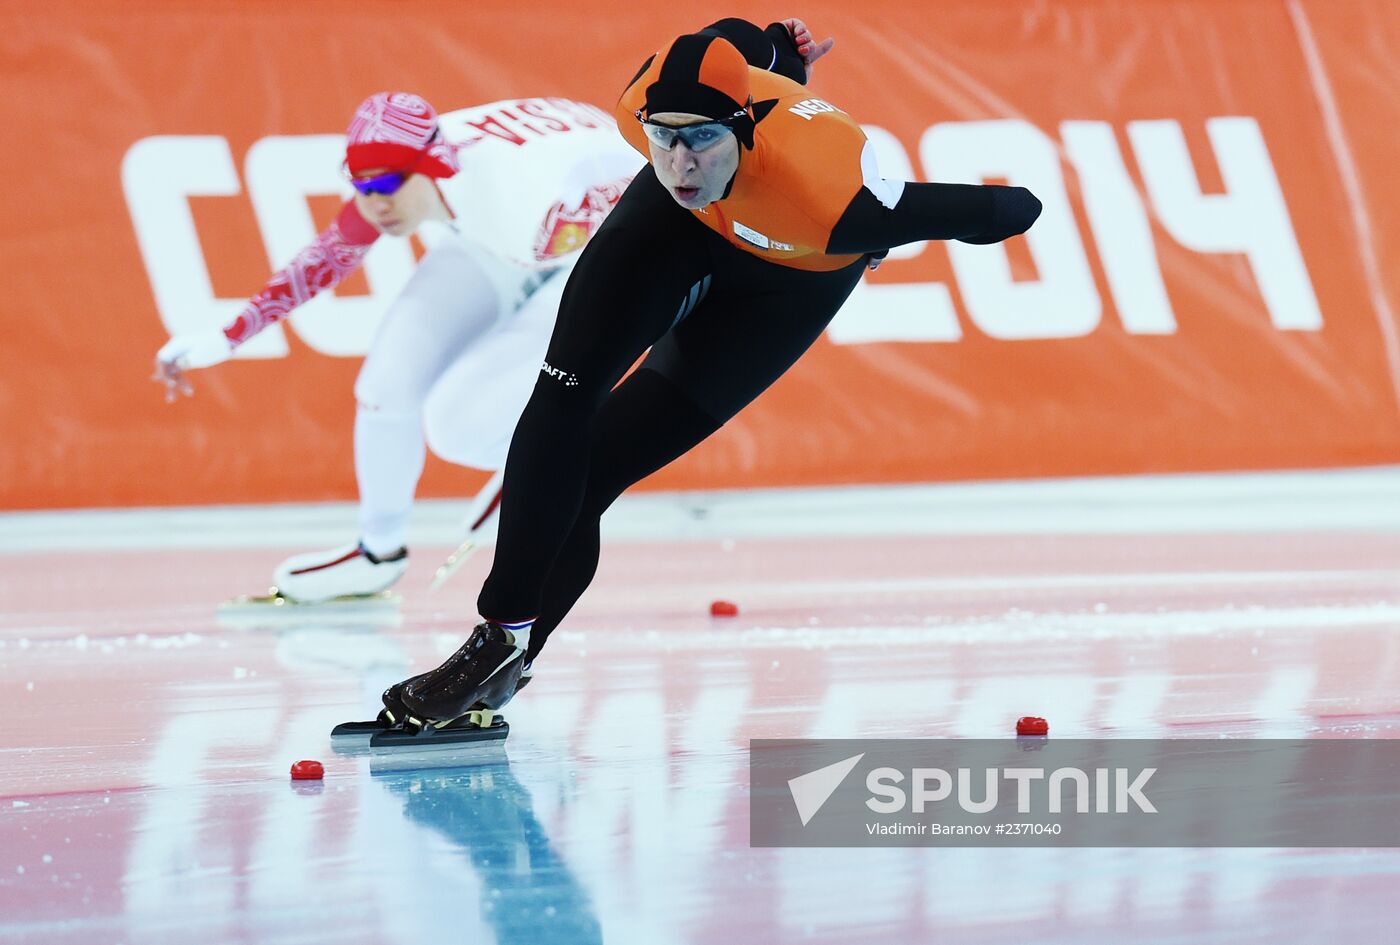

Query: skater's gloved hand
780;18;835;81
153;328;234;402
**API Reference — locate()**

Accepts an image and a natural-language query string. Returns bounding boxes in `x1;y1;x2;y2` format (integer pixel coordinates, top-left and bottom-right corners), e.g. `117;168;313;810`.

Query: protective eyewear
347;168;412;196
635;111;743;153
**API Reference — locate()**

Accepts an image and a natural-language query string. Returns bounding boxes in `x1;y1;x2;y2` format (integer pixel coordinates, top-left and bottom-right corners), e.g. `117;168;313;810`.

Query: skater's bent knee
354;367;436;418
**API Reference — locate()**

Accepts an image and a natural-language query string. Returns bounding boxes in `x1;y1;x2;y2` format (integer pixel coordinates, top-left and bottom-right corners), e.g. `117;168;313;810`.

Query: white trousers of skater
352;239;563;557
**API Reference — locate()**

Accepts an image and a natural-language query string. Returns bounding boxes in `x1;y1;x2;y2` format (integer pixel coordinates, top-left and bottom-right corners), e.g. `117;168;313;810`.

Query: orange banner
7;0;1400;509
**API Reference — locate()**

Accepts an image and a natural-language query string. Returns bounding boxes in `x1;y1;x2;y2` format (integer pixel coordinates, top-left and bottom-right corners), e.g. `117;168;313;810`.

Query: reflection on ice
374;765;602;945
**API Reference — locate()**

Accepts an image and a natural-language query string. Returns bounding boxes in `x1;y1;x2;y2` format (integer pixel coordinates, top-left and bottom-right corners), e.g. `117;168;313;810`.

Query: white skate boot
270;541;409;604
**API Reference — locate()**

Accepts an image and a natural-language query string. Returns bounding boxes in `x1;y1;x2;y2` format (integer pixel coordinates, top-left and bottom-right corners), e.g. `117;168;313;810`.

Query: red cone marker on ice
290;759;325;780
1016;716;1049;736
710;600;739;617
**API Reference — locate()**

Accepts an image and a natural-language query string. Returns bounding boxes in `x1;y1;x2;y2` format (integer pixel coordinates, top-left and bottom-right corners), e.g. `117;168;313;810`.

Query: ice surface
2;474;1400;944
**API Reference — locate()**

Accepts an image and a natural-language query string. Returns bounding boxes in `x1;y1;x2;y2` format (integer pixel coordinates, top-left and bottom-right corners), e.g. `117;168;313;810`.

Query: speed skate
331;651;531;768
333;705;511;770
220;586;401;610
218;539;409;622
216;585;402;630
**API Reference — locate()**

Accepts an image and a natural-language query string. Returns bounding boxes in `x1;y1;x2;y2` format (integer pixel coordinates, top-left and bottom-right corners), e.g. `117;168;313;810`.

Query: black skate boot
366;625;524;761
399;622;526;730
331;661;534;744
330;673;428;740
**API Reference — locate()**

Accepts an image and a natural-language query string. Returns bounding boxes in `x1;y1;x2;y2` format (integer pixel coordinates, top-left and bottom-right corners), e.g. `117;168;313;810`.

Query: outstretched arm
223;199;380;345
154;199;380;401
826;182;1042;255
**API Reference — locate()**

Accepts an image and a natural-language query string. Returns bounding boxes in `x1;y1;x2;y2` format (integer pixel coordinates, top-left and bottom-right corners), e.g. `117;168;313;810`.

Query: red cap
345;92;458;179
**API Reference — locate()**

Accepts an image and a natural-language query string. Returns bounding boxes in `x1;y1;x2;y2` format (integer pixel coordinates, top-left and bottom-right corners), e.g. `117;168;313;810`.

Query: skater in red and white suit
155;92;640;602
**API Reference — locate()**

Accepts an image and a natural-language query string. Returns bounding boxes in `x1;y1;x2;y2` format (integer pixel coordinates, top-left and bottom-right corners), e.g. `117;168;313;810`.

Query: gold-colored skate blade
217;588;401;629
429;538;479;592
399;707;499;734
402;708;496;730
221;587;401;609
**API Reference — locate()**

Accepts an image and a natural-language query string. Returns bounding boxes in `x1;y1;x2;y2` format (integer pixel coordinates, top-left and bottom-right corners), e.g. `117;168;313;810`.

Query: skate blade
222;588;401;609
367;718;509;772
329;719;389;755
429;539;478;592
217;589;401;627
331;719;386;737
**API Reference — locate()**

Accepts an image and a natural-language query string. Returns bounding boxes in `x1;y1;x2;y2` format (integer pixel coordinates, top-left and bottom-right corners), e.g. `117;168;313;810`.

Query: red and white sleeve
223;200;381;347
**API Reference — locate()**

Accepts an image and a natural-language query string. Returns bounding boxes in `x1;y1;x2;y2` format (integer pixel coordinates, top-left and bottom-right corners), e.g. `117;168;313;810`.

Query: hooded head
345;91;459;178
344;92;456;235
640;34;755;149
